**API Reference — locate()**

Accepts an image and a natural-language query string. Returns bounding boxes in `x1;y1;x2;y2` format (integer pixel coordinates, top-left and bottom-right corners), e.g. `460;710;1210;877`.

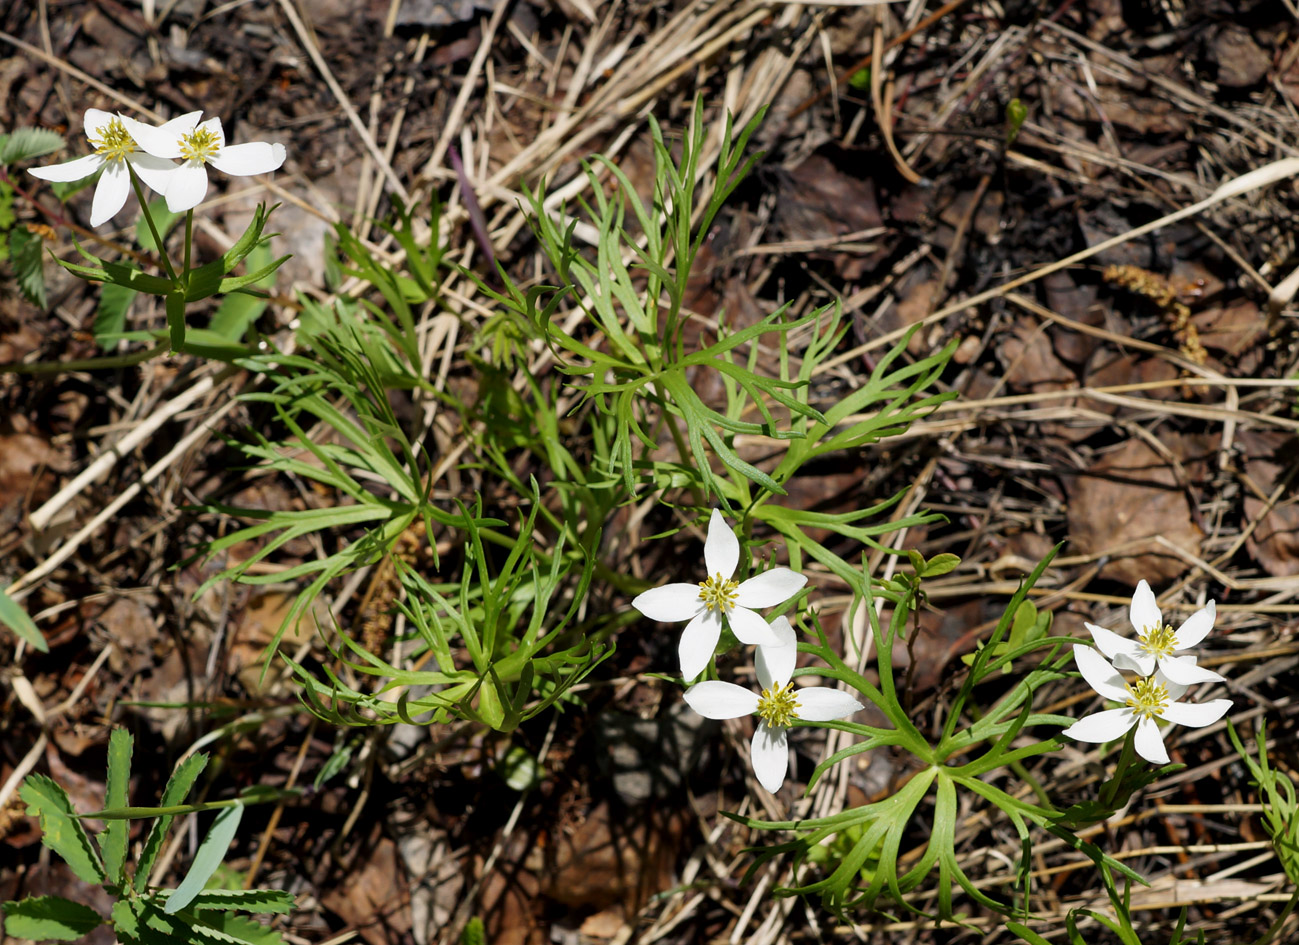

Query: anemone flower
1062;645;1231;765
1085;580;1223;686
28;109;188;227
683;617;862;792
632;510;807;678
121;113;285;213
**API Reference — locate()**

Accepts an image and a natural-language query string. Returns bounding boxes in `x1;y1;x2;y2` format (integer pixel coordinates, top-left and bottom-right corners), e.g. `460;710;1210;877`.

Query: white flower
683;617;862;793
1062;645;1231;765
1085;580;1223;686
120;113;285;213
631;510;808;678
27;109;188;227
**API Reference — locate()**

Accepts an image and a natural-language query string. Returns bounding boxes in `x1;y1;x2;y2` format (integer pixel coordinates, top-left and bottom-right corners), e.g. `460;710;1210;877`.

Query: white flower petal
795;688;863;722
1153;666;1187;703
750;723;789;793
755;616;797;691
735;568;807;609
1160;698;1231;729
632;583;703;622
683;680;758;719
89;162;131;227
1130;579;1161;634
1062;707;1135;743
210;141;286;177
678;611;722;679
127;153;179;196
1133;715;1169;764
1073;645;1130;703
84;108;116;139
1113;649;1156;676
1159;654;1225;686
1085;621;1144;664
728;607;781;647
28;153;103;182
120;114;187;159
164;162;209;212
1175;601;1215;649
703;509;739;580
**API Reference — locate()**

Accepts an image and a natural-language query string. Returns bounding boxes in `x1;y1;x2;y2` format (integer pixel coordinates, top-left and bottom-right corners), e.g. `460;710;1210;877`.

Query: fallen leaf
1065;434;1213;584
1238;431;1299;577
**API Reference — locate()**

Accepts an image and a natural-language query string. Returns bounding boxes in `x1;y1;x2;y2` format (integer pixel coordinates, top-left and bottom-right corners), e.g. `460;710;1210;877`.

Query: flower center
179;126;221;163
1137;623;1178;660
91;117;136;164
756;681;800;728
697;573;739;613
1125;677;1170;721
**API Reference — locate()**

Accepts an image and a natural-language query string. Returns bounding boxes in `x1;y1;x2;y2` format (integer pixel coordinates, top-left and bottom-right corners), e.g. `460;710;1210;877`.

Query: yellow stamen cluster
179;126;221;163
1125;677;1170;721
757;681;800;728
1137;623;1178;660
91;117;136;164
697;573;739;613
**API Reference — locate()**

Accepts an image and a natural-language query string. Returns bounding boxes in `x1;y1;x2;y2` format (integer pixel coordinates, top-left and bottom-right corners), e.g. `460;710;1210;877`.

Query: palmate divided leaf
484;98;831;500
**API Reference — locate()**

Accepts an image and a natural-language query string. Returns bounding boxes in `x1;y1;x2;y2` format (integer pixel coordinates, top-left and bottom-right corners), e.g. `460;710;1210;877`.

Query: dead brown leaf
1238;431;1299;577
1066;434;1214;584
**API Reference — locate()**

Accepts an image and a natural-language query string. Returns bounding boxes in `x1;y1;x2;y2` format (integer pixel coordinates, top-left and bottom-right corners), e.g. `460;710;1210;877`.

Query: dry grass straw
6;0;1299;943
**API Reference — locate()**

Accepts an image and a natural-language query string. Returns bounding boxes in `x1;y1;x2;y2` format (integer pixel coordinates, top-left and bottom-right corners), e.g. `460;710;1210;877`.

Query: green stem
651;378;705;507
131;169;176;282
1099;729;1138;810
183;209;193;278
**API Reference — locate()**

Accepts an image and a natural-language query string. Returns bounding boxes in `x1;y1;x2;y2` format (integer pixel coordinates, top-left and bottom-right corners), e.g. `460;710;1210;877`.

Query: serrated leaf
157;889;293;914
165;802;245;914
0;586;47;652
135;752;209;893
19;776;105;883
11;227;48;309
2;895;104;940
95;282;138;349
190;911;284;945
0;127;67;164
100;728;134;884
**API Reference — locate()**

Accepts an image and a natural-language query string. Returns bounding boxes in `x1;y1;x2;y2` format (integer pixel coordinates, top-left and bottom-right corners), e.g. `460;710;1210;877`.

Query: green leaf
135;752;209;893
498;745;543;792
460;917;485;945
209;243;274;341
0;127;67;164
165;801;245;913
19;776;105;884
1005;98;1029;146
2;895;104;940
1006;920;1052;945
0;587;47;652
313;740;353;790
94;282;138;349
920;553;960;578
11;227;48;309
50;173;96;203
135;198;182;254
0;178;16;233
189;911;284;945
157;889;293;914
100;728;134;885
